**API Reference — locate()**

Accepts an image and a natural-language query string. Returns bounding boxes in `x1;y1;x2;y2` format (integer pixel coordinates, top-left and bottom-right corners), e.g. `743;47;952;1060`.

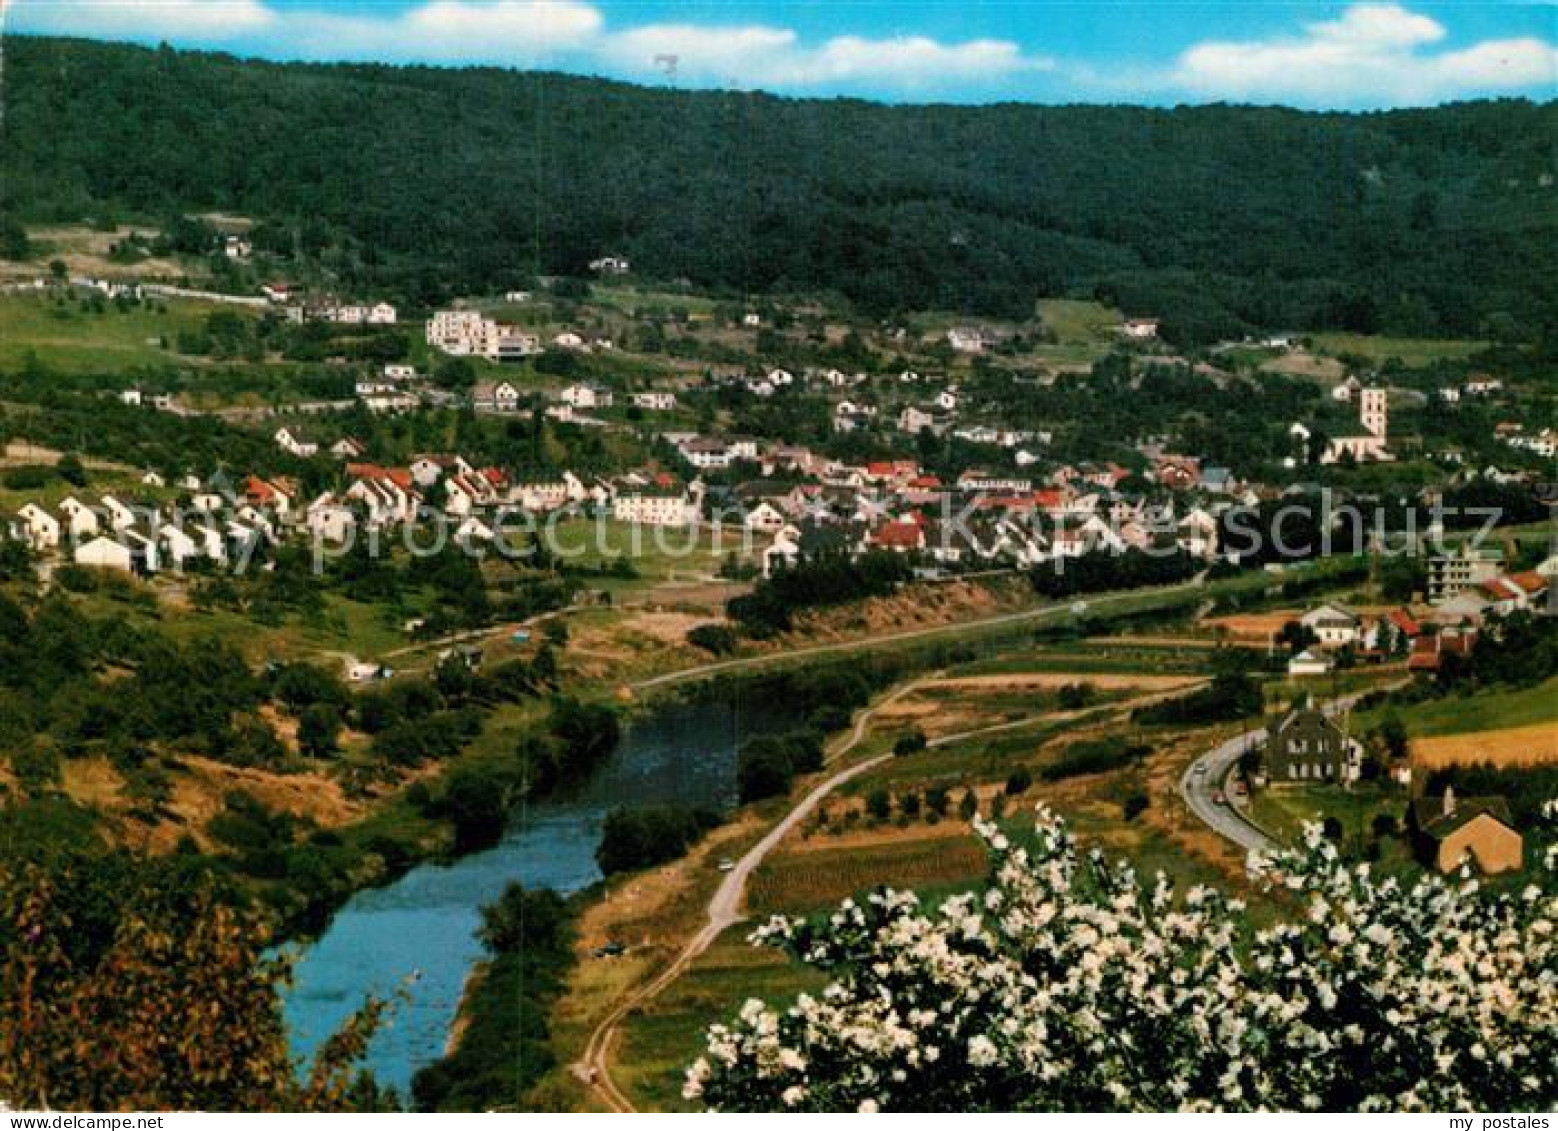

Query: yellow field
1412;722;1558;770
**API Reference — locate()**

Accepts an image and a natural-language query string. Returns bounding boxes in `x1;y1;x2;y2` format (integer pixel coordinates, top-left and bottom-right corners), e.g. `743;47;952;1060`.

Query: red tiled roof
870;521;924;549
1033;489;1065;510
1506;571;1548;595
244;475;278;504
1387;608;1422;637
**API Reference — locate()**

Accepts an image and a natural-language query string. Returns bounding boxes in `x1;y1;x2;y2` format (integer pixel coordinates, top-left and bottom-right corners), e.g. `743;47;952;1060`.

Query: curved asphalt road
1178;684;1409;854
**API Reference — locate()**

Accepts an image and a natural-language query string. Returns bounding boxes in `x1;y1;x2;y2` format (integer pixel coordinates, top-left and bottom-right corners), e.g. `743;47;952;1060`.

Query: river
281;695;786;1095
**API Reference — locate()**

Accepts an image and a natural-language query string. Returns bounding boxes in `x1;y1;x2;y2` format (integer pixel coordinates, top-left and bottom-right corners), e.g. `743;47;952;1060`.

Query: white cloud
1173;3;1558;106
600;23;1041;91
12;0;277;41
6;0;1549;105
283;1;604;64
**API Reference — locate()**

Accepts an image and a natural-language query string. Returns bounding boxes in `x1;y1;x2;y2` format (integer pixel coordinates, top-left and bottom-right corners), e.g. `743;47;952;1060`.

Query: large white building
427;310;541;362
613;487;699;526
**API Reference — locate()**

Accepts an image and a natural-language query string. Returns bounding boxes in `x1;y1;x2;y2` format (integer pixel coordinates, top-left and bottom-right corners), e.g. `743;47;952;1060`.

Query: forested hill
3;35;1554;341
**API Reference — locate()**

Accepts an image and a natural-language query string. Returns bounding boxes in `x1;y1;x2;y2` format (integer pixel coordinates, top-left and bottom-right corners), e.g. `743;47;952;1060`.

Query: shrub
596;806;721;875
687;623;738;655
686;809;1558;1112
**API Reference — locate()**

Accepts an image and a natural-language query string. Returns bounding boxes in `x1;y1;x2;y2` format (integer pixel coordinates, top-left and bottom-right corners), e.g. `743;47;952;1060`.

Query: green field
1248;780;1414;870
1310;332;1487;367
1034;298;1121;344
0;292;243;373
585;284;721;320
1356;676;1558;739
548;516;758;591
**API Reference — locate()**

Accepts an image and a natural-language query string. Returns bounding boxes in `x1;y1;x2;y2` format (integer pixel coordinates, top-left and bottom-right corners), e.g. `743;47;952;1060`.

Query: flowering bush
687;804;1557;1112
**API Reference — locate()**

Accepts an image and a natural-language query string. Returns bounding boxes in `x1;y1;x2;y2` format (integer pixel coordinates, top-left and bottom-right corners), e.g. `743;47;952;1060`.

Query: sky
5;0;1555;107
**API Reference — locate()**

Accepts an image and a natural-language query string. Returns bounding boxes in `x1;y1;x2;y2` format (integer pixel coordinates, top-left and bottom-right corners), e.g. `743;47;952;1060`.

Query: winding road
1177;683;1409;854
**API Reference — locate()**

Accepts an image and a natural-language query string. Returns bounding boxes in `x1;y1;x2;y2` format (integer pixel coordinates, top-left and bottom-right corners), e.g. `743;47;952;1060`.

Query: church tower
1361;387;1388;438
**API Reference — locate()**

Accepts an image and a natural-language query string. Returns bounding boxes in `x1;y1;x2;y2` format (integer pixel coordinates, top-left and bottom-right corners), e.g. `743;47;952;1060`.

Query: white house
274;426;319;458
630;391;677;411
74;534;134;573
472;381;523;413
454;515;496;546
306;494;356;543
510;479;573;512
588;255;630;275
1300;603;1361;648
561;383;613;410
410;454;474;488
17;503;61;551
99;495;139;532
679;438;732;470
331;437;369;460
947;327;988;353
1120;318;1159;340
763;525;802;577
367;302;398;325
158;524;204;569
553;331;588;350
742;501;789;533
57;496;100;541
1177;506;1220;559
1287;649;1334;677
898;406;946;435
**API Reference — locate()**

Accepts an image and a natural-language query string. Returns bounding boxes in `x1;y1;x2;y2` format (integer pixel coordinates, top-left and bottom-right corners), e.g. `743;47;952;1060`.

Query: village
0;21;1555;1114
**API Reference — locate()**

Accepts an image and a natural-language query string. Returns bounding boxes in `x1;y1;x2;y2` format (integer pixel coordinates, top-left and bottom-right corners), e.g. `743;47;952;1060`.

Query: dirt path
574;678;934;1111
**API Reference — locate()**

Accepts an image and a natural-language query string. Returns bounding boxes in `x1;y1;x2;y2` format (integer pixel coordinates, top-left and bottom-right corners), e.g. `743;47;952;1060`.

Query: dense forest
2;37;1555;340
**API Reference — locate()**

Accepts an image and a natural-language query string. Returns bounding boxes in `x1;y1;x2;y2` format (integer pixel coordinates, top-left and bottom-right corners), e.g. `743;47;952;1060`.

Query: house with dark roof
1261;705;1359;783
1410;787;1522;874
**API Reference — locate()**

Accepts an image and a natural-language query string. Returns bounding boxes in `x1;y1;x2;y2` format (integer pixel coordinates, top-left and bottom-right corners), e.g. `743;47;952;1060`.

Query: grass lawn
1356;675;1558;738
1034;298;1121;344
548;516;756;590
586;285;721;319
1310;332;1487;367
615;931;824;1112
1248;780;1414;874
0;292;240;373
0;467;156;513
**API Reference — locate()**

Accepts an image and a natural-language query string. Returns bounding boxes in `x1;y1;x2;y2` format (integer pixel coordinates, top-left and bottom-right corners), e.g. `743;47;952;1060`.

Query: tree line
3;37;1554;342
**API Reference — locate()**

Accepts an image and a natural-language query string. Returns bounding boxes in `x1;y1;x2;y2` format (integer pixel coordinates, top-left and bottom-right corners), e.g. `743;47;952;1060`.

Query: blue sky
8;0;1556;106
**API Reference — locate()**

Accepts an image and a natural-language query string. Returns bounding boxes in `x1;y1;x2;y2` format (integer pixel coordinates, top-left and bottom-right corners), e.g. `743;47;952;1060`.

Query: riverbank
287;558;1372;1100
